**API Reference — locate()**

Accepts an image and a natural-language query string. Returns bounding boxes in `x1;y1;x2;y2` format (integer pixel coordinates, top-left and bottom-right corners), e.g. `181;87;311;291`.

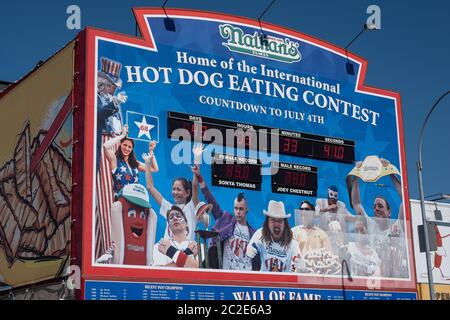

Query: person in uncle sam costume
246;200;302;273
95;57;131;262
104;183;157;266
96;57;128;168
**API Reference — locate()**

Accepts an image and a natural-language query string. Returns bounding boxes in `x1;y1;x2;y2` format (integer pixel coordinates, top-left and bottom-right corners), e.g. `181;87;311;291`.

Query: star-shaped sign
134;116;154;140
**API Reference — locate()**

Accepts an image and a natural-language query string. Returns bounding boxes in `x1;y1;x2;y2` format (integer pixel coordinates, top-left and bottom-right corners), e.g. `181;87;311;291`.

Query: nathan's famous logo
219;24;301;63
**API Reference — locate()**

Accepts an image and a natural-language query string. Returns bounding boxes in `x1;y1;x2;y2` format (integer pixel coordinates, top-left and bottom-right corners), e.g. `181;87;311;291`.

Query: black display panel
271;162;318;197
168;111;355;163
211;153;262;191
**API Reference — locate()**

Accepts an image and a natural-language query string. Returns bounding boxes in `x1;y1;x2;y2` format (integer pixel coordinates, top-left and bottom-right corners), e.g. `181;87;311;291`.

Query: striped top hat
99;57;123;88
195;201;213;229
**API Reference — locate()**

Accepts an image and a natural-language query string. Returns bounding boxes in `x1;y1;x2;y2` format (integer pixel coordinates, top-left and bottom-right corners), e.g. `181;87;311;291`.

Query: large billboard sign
82;8;417;298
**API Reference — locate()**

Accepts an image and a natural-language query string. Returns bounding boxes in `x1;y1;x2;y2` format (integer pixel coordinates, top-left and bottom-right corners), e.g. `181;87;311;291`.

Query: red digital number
292;172;306;187
334;146;344;160
242;165;250;180
283;171;307;188
292;172;299;186
225;164;250;180
284;171;292;185
191;124;207;138
283;139;290;153
226;164;234;178
283;138;298;154
323;144;345;160
323;144;331;157
234;164;242;179
236;132;253;148
245;135;252;148
290;139;298;153
298;173;306;187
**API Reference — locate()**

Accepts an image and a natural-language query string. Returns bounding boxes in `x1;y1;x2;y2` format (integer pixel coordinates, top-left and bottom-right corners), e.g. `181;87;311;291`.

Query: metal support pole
417;161;435;300
204;236;209;269
217;235;222;269
417;90;449;300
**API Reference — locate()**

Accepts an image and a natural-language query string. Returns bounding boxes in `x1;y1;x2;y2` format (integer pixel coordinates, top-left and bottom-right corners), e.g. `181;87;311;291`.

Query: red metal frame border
72;30;88;300
80;8;417;296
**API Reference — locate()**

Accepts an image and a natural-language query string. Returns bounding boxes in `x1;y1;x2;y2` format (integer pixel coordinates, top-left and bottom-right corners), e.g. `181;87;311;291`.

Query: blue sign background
95;15;406;272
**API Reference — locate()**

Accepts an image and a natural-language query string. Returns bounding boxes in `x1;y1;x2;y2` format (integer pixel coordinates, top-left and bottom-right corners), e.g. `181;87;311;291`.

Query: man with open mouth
246;200;300;273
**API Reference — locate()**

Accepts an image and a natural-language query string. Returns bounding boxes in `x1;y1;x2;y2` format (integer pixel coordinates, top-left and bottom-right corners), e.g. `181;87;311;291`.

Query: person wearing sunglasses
292;201;332;256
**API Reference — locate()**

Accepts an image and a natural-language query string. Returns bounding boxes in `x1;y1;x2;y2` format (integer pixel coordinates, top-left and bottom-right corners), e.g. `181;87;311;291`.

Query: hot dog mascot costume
110;183;157;266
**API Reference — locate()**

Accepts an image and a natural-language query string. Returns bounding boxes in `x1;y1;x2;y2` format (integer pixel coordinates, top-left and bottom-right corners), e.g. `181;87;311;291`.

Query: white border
126;111;160;143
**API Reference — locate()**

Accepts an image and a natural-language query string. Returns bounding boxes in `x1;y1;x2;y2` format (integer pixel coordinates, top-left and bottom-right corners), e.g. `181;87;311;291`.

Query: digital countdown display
168;111;355;163
83;8;417;299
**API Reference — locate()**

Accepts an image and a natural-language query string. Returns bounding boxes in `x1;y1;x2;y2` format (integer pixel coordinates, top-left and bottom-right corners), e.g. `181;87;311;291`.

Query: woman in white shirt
145;150;197;241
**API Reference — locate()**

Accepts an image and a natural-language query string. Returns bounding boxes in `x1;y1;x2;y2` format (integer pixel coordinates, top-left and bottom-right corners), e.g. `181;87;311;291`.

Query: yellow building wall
0;42;75;290
418;284;450;300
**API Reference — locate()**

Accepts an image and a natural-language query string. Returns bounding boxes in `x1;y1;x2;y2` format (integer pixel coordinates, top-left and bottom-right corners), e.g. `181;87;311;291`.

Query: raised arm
103;124;128;171
138;140;159;172
144;153;163;206
390;174;402;198
349;175;367;217
379;158;402;197
380;159;404;230
192;165;200;208
200;178;225;221
191;144;204;208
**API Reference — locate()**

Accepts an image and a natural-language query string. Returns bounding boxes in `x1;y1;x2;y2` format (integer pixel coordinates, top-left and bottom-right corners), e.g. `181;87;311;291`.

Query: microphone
341;258;353;300
342;259;353;282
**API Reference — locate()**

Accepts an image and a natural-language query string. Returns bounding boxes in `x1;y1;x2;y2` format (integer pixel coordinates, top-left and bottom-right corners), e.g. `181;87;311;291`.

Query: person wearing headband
152;206;199;268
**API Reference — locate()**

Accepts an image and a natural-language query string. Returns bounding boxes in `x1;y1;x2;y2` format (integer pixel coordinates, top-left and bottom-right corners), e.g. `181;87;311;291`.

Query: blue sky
0;0;449;200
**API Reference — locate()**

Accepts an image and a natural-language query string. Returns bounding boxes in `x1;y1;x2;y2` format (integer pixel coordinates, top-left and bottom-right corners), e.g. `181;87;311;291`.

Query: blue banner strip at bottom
84;280;417;300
